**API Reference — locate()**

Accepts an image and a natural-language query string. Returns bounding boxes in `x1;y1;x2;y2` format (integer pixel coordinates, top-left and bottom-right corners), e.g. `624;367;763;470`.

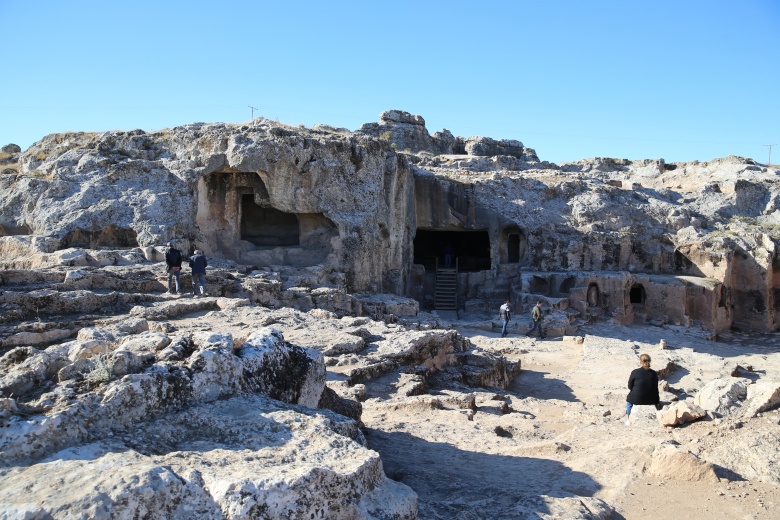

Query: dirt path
360;326;780;519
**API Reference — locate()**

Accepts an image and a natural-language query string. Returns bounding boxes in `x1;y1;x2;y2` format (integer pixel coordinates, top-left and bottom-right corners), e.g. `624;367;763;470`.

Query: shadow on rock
508;369;579;402
364;428;611;519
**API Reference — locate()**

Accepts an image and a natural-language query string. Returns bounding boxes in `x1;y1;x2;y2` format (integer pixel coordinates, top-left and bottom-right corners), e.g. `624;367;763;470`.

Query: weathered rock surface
657;400;707;426
0;394;417;520
693;377;750;416
647;441;719;483
3;111;780;333
0;328;325;463
704;428;780;484
3;111;780;518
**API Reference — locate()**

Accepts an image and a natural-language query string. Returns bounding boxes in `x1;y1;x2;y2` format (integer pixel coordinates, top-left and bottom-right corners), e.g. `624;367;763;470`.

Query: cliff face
0;121;416;295
2;111;780;331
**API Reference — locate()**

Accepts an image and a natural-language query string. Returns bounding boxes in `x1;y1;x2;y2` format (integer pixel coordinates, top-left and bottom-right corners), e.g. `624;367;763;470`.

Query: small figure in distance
625;353;662;426
499;299;511;338
443;242;453;268
189;249;208;297
164;241;182;295
525;300;546;339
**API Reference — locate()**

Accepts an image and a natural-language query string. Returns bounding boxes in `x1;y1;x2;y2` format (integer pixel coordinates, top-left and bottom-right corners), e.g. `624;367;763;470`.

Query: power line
765;144;778;166
248;105;258;121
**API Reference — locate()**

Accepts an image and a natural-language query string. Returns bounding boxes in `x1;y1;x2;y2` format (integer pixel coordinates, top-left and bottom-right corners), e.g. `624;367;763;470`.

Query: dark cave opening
413;229;491;272
240;194;300;247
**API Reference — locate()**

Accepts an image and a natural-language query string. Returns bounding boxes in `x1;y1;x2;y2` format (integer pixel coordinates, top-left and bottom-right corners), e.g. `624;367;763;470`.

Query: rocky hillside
1;111;780;518
1;112;778;335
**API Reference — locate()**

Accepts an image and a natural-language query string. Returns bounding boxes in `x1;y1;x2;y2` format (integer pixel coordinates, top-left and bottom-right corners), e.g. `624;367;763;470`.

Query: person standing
525;301;546;339
189;249;208;297
443;242;454;268
625;353;661;426
499;300;511;337
164;242;182;295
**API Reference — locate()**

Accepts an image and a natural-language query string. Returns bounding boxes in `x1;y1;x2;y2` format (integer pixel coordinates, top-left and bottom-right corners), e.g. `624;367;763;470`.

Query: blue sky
1;0;778;165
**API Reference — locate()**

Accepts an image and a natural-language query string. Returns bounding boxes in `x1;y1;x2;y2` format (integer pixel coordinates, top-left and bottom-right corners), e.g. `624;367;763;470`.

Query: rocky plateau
0;111;779;519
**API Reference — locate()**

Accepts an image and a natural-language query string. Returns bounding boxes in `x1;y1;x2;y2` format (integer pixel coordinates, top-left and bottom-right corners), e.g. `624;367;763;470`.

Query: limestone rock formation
2;111;780;334
3;111;780;517
694;377;750;416
647;441;719;483
657;399;707;427
0;394;418;519
0;324;422;518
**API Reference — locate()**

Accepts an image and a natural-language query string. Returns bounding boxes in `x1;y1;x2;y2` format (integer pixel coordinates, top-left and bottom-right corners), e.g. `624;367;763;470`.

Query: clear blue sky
1;0;778;165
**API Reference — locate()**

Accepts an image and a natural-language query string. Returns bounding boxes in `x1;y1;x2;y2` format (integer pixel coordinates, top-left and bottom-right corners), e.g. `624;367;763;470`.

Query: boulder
110;350;155;377
647;441;719;482
464;136;527;159
0;347;68;398
116;331;172;354
657;400;707;427
380;110;425;126
742;380;780;417
77;326;117;342
66;339;114;361
237;328;326;408
318;385;363;422
186;332;243;402
693;377;749;416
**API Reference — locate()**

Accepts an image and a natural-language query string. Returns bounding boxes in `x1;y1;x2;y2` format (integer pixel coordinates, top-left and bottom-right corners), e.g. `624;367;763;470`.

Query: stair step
434;266;458;311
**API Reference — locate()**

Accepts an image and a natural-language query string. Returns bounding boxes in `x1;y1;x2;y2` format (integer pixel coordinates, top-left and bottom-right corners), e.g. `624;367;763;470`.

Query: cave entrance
629;283;646;305
529;275;550;295
508;234;521;263
498;226;528;264
558;276;576;295
196;170;337;266
587;283;600;306
413;229;491;272
240;194;300;246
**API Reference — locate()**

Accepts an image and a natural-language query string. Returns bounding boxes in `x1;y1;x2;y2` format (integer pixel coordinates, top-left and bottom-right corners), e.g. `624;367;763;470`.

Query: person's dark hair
537;300;543;305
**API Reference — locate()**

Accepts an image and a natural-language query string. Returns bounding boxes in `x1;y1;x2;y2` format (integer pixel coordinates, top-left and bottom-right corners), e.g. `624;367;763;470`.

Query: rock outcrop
2;111;780;517
2;112;780;333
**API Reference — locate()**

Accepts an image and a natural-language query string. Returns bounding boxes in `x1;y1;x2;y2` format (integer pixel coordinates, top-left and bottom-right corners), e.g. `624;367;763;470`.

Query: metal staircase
434;260;458;311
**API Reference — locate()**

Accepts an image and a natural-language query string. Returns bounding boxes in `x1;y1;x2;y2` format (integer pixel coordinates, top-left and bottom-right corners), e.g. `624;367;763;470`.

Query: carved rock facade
2;113;780;332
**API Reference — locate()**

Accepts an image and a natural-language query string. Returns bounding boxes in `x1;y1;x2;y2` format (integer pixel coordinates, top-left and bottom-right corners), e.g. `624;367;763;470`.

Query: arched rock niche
197;170;337;266
61;225;138;249
498;226;528;265
0;224;32;237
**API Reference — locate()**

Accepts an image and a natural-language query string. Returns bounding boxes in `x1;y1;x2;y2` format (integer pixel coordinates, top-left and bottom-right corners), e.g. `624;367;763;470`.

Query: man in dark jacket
164;242;182;295
525;301;546;339
189;249;208;297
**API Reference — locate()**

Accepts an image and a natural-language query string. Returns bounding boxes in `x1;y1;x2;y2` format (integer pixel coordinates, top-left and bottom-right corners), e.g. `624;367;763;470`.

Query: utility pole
248;105;257;121
765;144;778;167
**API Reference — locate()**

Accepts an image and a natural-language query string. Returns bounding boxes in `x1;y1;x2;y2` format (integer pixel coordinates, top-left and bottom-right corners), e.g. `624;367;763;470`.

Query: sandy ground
173;306;780;519
358;323;780;519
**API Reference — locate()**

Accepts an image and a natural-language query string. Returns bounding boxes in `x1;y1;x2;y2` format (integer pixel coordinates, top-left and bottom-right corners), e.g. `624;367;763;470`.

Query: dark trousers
526;320;544;338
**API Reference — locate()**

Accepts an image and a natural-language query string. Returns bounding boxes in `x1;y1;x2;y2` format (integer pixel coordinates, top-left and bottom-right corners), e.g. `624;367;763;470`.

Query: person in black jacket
164;242;183;295
189;249;208;297
625;353;661;426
